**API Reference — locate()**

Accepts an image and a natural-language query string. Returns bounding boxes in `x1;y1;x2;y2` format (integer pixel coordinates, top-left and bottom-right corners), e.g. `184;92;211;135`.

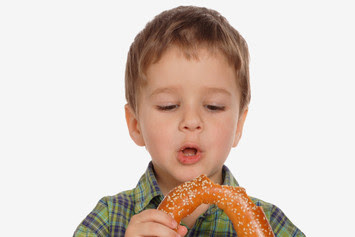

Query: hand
125;209;188;237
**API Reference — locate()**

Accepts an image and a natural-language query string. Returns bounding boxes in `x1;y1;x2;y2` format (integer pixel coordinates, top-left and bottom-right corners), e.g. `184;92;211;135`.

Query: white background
1;0;354;236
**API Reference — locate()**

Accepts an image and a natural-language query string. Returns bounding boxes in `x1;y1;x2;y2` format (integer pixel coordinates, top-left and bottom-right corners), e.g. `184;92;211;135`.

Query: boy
74;6;305;237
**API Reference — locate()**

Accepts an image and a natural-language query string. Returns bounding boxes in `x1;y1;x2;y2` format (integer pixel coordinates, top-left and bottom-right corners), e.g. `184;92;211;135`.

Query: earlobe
124;104;145;146
232;108;248;147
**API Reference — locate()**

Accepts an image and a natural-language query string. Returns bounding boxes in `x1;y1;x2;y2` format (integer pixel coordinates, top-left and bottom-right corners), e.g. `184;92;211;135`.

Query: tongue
182;148;197;156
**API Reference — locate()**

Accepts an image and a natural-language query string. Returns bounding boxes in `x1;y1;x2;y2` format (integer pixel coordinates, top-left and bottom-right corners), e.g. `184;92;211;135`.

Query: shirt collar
134;162;163;213
221;165;239;187
133;162;240;214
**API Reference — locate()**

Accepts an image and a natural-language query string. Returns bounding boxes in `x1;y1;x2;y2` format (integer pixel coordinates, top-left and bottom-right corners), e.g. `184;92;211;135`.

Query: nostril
180;117;203;131
184;125;201;130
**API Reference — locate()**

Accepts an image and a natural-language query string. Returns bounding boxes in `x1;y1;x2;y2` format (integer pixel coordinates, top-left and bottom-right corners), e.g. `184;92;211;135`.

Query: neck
154;167;181;196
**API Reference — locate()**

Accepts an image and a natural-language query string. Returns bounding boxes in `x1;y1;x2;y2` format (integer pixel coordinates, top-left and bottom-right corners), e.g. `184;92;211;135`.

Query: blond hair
125;6;251;117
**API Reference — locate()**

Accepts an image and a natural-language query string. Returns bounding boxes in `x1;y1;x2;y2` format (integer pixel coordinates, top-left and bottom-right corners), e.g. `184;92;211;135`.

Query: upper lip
179;143;202;152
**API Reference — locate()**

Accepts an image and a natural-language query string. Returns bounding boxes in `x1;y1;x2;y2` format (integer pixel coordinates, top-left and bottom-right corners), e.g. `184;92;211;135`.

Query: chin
173;165;208;182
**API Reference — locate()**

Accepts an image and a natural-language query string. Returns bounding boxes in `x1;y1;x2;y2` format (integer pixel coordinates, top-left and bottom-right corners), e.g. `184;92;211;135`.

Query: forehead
143;46;238;93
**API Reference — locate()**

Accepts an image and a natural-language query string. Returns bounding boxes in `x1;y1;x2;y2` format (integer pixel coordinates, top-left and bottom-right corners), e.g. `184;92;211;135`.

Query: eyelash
156;105;179;111
205;105;225;111
156;105;225;112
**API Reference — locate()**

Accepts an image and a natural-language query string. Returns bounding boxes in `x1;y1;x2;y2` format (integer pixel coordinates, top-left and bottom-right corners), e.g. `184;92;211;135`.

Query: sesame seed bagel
157;174;274;237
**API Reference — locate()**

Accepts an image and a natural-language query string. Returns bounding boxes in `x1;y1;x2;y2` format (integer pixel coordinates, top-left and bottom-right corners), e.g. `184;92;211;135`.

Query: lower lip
177;151;202;165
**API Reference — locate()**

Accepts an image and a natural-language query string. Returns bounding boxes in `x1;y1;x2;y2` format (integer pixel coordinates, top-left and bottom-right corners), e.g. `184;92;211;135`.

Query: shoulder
250;197;306;237
73;189;136;237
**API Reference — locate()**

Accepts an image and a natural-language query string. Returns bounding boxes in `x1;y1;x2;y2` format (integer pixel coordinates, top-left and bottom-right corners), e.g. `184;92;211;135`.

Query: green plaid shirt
74;162;305;236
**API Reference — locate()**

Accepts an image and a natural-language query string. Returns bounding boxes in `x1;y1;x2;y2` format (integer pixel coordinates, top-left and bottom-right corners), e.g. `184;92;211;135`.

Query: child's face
125;46;247;186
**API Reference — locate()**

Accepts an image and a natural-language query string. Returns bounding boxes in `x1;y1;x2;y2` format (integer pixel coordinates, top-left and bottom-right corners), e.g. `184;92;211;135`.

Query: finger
177;225;188;236
134;209;178;229
137;222;181;237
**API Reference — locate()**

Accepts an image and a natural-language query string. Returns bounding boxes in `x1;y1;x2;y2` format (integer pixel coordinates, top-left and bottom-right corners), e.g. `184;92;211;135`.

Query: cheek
211;116;238;148
140;114;176;154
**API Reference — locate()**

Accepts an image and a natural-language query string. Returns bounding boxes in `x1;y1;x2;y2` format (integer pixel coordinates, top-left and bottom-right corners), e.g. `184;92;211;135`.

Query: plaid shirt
74;162;305;236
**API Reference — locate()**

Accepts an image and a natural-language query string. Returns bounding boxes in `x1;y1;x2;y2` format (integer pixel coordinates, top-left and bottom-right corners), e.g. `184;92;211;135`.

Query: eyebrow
149;87;178;98
149;87;232;98
203;87;232;97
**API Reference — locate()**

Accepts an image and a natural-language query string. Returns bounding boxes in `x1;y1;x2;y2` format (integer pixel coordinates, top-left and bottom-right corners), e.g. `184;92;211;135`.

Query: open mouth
178;145;202;165
181;147;198;156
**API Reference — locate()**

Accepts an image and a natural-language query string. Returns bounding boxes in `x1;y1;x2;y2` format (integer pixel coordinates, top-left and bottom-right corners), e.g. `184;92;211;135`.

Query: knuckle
130;214;138;222
146;223;176;237
147;209;164;219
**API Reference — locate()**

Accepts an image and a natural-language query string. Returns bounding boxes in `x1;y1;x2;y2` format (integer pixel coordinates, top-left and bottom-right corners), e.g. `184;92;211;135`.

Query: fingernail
176;234;181;237
172;220;177;228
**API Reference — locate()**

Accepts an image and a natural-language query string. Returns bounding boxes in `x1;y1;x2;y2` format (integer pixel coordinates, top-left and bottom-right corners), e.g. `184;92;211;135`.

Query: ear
125;104;145;146
232;108;248;147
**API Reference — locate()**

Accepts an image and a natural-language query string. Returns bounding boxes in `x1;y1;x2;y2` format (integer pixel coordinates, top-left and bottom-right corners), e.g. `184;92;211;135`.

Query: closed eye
156;105;179;111
205;105;225;111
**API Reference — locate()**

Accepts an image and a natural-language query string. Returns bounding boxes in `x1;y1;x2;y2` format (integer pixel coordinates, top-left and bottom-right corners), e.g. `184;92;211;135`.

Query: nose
179;107;203;132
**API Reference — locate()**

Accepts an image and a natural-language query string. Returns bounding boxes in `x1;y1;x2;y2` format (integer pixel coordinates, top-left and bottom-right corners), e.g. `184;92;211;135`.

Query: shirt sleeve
268;204;306;237
73;197;110;237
